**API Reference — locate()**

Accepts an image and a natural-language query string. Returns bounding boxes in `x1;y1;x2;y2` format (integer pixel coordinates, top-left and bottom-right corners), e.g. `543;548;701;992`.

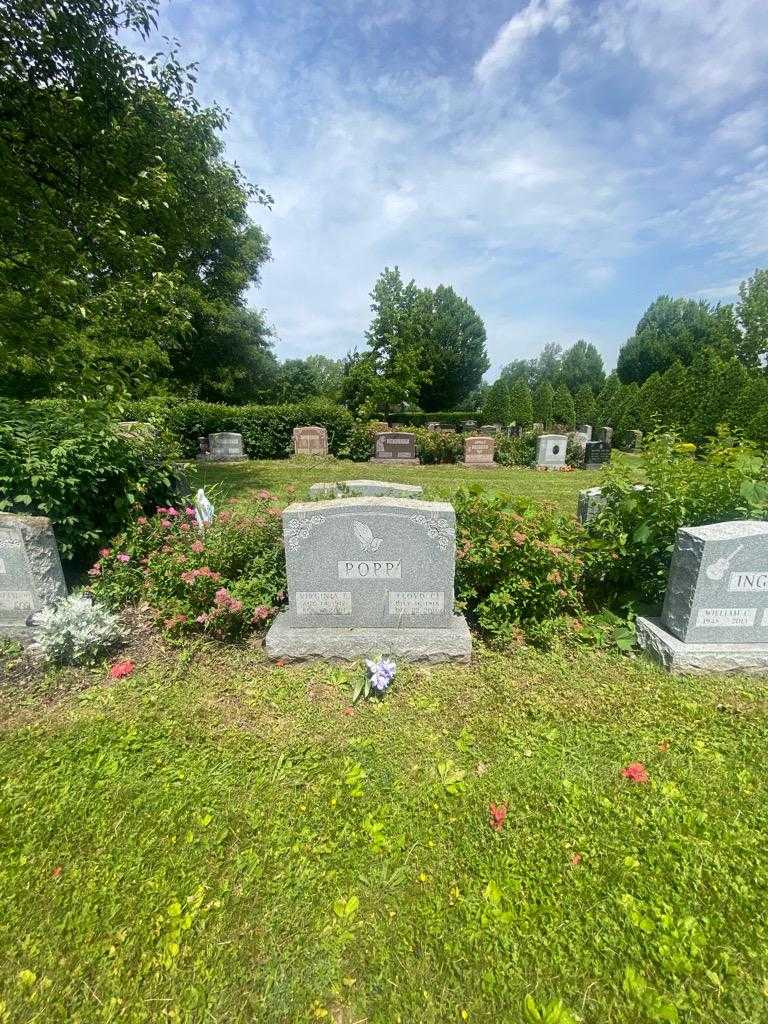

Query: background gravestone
577;424;593;440
0;513;67;634
535;434;567;469
463;435;496;467
426;422;441;432
480;424;500;436
460;420;477;433
637;521;768;673
207;432;246;462
371;432;420;465
597;426;613;446
293;425;328;456
265;497;471;662
309;480;423;499
584;440;611;471
626;429;643;451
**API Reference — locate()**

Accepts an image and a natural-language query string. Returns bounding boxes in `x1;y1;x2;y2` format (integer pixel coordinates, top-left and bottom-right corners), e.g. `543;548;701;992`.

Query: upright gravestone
463;435;496;467
535;434;568;470
637;521;768;674
480;424;501;436
597;426;614;446
426;422;441;432
293;425;328;457
265;497;471;662
371;431;420;466
578;483;646;525
207;432;246;462
0;513;67;635
572;431;589;459
626;429;643;452
460;420;478;434
577;424;593;441
584;440;612;471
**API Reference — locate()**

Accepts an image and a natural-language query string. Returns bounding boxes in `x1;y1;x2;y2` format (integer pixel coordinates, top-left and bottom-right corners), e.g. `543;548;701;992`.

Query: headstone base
309;480;423;498
264;612;471;663
369;457;421;466
196;455;247;463
461;461;498;468
636;616;768;676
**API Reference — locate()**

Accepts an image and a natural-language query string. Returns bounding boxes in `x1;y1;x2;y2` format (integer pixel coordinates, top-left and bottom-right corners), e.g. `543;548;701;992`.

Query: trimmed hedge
122;398;355;459
387;412;469;427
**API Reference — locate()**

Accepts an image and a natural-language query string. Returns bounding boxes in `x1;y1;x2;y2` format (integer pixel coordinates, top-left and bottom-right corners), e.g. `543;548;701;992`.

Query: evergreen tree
561;340;605;393
573;384;595;426
482;379;511;424
508;379;533;425
534;381;554;426
552;382;575;429
594;373;622;425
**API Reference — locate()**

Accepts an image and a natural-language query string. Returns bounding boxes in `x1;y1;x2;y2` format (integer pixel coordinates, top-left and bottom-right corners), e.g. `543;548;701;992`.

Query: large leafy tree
616;296;738;384
573;384;595;426
552;381;575;429
736;268;768;370
0;0;271;399
533;381;554;426
417;286;489;411
560;340;605;393
481;378;511;425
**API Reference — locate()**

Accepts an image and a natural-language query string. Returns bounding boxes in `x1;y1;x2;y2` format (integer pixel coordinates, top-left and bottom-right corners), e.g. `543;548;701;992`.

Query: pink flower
196;613;210;624
252;605;270;621
137;516;148;525
186;507;196;518
489;803;508;832
99;548;111;558
161;519;172;529
180;523;191;532
257;489;271;499
166;507;179;517
621;762;649;784
88;564;101;577
109;659;135;679
156;506;168;515
190;540;204;554
116;553;131;563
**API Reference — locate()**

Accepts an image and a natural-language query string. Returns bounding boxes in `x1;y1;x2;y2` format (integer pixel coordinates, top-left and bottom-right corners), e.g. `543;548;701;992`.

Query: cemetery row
195;424;624;470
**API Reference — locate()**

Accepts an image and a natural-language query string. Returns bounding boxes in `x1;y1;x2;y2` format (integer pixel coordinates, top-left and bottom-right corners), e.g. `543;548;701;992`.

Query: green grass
1;641;767;1023
191;453;642;513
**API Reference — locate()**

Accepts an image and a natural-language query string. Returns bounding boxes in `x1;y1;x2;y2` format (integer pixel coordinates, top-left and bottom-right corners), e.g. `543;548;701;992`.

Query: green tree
573;384;595;426
594;373;622;425
0;0;271;399
418;286;489;410
482;379;511;424
533;381;554;426
616;296;738;384
552;382;575;429
560;340;605;393
736;268;768;369
508;379;533;425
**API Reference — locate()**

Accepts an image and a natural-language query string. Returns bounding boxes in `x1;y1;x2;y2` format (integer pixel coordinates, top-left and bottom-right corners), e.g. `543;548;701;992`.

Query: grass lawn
1;639;767;1023
191;453;642;514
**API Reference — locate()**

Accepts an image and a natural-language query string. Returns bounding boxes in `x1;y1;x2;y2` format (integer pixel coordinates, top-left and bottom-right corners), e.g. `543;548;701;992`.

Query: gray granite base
369;458;421;466
309;480;423;498
264;612;472;663
637;616;768;675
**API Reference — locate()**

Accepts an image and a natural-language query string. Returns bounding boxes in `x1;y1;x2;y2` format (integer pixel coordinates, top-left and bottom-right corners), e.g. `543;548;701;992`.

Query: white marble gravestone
0;513;67;634
293;425;328;456
535;434;567;469
371;432;420;466
207;432;246;462
265;497;471;662
637;521;768;674
463;435;496;467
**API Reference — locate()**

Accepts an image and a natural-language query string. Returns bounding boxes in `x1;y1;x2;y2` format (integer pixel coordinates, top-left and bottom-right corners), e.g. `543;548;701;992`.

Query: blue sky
133;0;768;377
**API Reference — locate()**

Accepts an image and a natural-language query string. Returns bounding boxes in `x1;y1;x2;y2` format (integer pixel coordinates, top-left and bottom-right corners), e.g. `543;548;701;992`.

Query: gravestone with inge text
265;497;471;662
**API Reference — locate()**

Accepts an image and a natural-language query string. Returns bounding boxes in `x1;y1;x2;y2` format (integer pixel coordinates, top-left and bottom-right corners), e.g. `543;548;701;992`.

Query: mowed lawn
191;453;641;513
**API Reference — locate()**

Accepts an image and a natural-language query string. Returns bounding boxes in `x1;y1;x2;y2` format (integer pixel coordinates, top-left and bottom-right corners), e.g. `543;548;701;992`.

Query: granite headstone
577;424;593;440
309;480;423;499
584;441;611;471
535;434;567;470
0;513;67;634
463;435;496;467
293;425;328;456
207;432;246;462
371;431;419;465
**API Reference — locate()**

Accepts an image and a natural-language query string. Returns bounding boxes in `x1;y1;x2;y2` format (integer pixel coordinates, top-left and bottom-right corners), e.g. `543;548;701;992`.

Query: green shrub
89;496;286;639
412;427;464;464
338;420;388;462
0;401;178;564
496;430;538;467
387;412;468;427
583;430;768;609
35;595;124;665
453;486;584;645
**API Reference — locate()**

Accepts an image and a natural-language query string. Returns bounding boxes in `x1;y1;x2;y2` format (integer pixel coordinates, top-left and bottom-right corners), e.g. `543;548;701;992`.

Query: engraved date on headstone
388;591;445;615
296;591;352;616
0;591;35;611
695;607;756;628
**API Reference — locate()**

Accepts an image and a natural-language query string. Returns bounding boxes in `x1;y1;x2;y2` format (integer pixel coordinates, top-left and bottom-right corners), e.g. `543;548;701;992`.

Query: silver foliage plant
35;595;124;666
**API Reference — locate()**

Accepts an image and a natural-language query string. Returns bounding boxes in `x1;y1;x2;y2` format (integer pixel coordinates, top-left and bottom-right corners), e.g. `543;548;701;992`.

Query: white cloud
475;0;573;82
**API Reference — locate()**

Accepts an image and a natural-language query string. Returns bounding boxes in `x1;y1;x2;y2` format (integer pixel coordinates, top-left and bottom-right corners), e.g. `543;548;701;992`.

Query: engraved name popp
695;607;756;628
389;591;445;615
728;571;768;591
338;560;402;580
295;591;352;616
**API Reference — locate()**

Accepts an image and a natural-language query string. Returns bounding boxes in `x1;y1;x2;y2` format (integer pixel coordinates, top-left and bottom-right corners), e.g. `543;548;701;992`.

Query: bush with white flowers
35;595;124;666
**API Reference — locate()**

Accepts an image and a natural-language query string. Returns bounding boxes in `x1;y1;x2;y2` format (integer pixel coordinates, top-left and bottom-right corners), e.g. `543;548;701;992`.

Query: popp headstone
265;497;471;662
535;434;567;470
637;521;768;674
371;431;420;466
207;432;246;462
463;435;496;467
0;513;67;634
293;425;328;456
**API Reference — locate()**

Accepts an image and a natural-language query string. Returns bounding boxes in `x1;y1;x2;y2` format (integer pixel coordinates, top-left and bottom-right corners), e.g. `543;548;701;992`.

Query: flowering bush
453;486;584;645
412;427;464;465
89;496;286;639
35;595;123;665
495;430;538;467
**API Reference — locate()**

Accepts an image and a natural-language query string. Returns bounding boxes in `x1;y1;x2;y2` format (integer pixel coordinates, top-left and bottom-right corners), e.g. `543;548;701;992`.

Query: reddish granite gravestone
371;431;420;466
292;425;328;456
463;435;496;467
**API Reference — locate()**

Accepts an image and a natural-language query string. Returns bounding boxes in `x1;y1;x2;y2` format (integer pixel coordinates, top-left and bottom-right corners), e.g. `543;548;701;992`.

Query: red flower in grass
275;658;287;668
51;866;62;878
342;708;354;717
489;802;508;832
109;659;135;679
621;761;649;784
569;852;582;866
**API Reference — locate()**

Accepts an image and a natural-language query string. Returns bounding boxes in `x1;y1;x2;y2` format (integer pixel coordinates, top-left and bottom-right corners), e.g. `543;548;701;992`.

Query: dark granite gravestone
264;497;471;662
637;521;768;674
371;432;420;466
0;513;67;635
584;440;611;471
